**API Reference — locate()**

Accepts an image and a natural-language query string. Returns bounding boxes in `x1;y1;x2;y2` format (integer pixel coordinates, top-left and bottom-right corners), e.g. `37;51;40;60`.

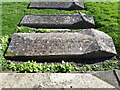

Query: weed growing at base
2;60;120;73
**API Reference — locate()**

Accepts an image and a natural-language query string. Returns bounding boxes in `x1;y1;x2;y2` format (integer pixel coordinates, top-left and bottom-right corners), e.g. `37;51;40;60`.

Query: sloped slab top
5;29;117;61
92;70;120;88
0;73;115;89
19;12;95;29
28;1;84;10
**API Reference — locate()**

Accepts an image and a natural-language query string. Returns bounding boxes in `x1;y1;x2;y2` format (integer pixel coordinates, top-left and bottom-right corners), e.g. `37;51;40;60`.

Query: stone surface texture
19;12;95;29
92;70;120;88
0;73;115;89
5;29;117;60
28;1;84;10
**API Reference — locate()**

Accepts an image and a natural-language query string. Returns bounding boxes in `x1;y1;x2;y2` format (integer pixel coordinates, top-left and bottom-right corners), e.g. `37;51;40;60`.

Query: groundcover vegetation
0;2;120;72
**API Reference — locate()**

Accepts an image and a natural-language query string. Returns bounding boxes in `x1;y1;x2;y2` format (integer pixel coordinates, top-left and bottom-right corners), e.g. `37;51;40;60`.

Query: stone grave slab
28;1;84;10
19;12;95;29
0;73;115;88
5;29;117;61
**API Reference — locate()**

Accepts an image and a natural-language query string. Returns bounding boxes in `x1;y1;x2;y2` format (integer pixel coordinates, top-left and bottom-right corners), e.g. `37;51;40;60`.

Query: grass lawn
2;2;85;35
1;2;120;72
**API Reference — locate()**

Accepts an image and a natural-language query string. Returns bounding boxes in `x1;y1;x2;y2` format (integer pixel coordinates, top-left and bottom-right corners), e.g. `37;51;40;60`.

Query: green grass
1;2;120;72
84;2;120;57
2;2;85;35
1;2;119;34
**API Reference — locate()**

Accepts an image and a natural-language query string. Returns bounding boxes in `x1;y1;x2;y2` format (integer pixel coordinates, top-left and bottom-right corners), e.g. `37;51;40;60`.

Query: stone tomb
19;12;95;29
28;1;84;10
5;29;117;61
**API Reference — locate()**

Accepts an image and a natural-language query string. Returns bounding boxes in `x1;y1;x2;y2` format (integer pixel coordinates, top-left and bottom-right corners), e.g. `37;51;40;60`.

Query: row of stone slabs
19;1;95;29
5;1;117;61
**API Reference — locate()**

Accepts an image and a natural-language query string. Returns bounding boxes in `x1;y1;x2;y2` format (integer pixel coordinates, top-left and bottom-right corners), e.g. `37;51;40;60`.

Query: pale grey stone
28;1;84;10
5;29;117;61
0;73;115;89
19;12;95;29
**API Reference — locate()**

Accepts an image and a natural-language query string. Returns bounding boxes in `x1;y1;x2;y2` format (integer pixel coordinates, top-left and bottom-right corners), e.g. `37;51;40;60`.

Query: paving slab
5;29;116;61
28;1;84;10
19;12;95;29
0;73;115;89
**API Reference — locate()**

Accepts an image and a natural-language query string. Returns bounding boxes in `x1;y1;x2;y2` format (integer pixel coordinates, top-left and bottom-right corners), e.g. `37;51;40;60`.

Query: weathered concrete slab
92;70;120;88
0;73;115;89
28;1;84;10
19;12;95;29
5;29;116;61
